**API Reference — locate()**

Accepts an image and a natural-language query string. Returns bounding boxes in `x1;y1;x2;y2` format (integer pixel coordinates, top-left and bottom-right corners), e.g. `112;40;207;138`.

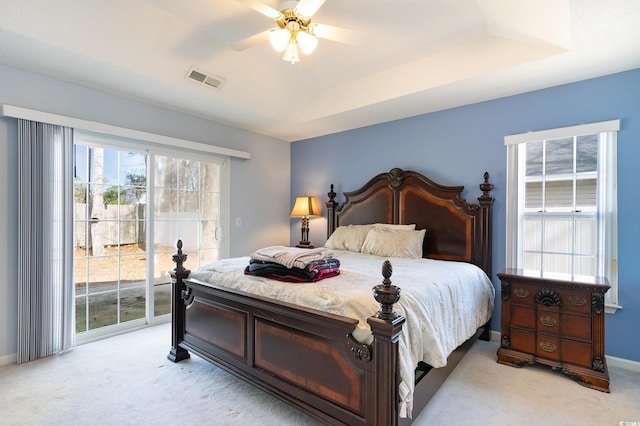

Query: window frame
505;120;620;314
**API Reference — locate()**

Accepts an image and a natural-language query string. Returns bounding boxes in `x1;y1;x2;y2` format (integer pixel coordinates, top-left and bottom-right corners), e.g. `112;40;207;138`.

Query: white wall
0;64;291;361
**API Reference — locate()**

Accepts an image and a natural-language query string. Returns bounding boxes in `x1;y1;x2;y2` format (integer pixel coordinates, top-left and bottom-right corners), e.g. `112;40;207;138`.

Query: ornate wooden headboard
326;168;494;276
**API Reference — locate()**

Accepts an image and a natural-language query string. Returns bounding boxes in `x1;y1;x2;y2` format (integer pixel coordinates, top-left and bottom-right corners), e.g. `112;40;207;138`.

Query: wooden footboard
168;241;405;426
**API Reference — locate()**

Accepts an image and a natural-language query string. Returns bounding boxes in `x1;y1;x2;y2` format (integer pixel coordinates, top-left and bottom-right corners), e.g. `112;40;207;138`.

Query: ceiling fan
232;0;355;63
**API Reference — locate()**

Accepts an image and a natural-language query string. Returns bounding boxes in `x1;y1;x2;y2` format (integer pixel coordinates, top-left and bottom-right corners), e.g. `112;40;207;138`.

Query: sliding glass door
152;154;222;317
73;132;226;341
74;143;148;335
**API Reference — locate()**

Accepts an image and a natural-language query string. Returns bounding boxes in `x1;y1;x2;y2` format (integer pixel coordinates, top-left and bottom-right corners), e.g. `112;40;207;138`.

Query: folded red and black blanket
244;257;340;283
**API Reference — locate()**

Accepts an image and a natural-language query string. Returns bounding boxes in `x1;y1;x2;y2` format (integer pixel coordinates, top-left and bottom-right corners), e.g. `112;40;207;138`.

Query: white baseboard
488;330;640;373
3;331;639;374
0;352;17;366
607;355;640;373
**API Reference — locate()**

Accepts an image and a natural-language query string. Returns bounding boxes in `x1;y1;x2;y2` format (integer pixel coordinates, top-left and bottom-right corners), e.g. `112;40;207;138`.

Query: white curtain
17;119;74;363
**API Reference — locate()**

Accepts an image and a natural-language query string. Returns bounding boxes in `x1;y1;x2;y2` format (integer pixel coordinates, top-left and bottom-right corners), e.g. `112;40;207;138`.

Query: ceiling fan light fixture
282;39;300;64
235;0;349;64
269;28;291;52
297;30;318;55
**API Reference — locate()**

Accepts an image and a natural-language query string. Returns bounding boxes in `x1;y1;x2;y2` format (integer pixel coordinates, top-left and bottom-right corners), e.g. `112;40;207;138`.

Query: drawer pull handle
539;341;557;353
539;316;557;327
569;296;587;306
514;288;529;298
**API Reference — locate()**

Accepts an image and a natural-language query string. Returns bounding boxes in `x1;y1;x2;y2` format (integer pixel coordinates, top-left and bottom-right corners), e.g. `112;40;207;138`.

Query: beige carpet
1;323;638;425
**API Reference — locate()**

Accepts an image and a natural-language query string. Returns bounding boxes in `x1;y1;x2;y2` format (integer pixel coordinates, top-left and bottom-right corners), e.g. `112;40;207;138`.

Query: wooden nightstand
496;268;610;392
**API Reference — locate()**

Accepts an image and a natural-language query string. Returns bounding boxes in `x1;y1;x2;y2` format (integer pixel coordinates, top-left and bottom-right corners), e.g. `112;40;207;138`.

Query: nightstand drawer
510;283;538;306
562;314;591;341
558;289;592;314
536;335;561;361
510;328;536;354
511;305;535;329
562;339;593;368
536;311;560;334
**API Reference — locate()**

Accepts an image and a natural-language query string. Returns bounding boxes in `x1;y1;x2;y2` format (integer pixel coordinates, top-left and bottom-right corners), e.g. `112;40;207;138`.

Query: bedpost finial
478;171;494;205
373;260;401;321
327;184;336;202
172;239;188;272
326;184;338;240
382;260;392;285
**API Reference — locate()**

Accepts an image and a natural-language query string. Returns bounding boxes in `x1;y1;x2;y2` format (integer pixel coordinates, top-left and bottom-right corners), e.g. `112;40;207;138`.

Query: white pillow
373;223;416;230
361;227;426;259
325;224;375;252
325;223;418;252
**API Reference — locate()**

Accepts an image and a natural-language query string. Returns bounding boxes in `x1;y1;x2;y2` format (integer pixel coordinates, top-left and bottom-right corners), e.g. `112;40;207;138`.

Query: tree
124;171;146;204
103;185;125;205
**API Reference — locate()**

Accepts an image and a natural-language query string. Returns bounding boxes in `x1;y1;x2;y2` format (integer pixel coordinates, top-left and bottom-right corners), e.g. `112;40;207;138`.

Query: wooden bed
167;167;494;425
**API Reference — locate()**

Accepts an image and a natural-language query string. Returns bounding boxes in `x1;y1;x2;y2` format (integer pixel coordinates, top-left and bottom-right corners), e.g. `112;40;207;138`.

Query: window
73;131;230;342
505;120;620;313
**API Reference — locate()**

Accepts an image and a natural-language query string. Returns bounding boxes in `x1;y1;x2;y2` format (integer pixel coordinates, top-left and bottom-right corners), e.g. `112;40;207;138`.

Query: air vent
186;67;224;89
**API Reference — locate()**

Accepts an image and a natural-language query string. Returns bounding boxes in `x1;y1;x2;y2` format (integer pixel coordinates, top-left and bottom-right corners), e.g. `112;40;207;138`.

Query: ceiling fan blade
310;23;359;45
230;29;272;51
235;0;282;19
295;0;326;18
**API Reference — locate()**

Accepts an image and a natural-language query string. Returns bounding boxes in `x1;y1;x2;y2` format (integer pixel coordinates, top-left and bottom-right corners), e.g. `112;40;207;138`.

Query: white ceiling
1;0;639;142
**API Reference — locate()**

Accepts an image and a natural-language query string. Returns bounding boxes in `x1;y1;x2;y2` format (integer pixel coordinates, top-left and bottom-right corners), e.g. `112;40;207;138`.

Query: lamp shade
297;31;318;55
269;28;290;52
282;39;300;63
289;195;320;217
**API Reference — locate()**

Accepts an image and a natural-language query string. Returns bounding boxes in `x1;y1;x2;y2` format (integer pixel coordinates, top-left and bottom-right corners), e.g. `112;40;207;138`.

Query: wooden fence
74;204;146;248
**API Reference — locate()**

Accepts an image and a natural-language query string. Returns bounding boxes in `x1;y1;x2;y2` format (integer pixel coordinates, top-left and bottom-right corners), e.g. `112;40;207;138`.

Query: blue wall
291;68;640;362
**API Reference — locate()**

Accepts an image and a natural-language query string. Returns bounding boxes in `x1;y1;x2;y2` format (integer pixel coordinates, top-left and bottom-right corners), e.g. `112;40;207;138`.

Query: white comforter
190;249;494;418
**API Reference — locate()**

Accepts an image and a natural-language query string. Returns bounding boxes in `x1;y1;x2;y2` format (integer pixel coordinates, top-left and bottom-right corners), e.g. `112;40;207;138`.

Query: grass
75;284;171;332
75;243;174;333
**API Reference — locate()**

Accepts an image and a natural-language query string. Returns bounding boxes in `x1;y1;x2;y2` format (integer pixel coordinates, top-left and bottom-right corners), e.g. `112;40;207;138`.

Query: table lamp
289;195;320;248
